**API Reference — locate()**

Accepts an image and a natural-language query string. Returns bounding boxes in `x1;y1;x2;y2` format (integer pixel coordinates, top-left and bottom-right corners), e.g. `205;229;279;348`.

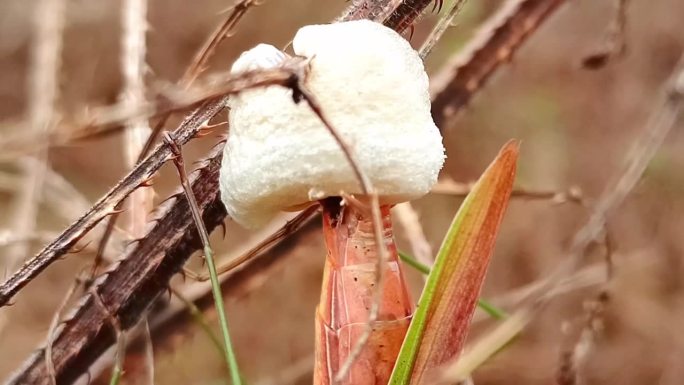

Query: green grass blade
398;251;507;320
389;140;519;385
203;244;243;385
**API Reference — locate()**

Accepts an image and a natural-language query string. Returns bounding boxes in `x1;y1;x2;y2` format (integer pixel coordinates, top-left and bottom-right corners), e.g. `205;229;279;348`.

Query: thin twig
556;292;609;385
121;0;153;237
419;0;469;59
163;132;242;385
0;67;302;159
433;178;586;206
394;203;435;269
182;0;258;87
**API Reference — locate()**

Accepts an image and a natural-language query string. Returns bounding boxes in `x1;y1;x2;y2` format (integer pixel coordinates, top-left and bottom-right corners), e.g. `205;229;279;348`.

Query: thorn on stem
219;222;227;239
67;241;91;254
139;176;155;187
107;208;126;216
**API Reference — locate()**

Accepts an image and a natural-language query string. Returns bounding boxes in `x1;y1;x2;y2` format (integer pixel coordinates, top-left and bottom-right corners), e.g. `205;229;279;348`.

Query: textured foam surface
220;20;445;228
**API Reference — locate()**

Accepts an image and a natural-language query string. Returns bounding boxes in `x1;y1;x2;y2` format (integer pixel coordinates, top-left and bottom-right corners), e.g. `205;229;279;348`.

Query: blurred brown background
1;0;684;384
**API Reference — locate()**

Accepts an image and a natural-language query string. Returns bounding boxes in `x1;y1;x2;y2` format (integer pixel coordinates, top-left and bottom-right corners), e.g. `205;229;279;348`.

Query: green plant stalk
109;365;123;385
397;250;508;320
108;314;126;385
164;133;243;385
171;287;225;356
203;244;242;385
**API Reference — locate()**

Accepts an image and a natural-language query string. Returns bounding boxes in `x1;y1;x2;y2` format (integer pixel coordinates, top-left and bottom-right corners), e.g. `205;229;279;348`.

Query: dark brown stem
6;145;226;385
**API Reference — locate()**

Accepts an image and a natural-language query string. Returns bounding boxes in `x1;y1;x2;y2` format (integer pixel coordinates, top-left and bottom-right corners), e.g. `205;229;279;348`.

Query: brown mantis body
314;199;413;384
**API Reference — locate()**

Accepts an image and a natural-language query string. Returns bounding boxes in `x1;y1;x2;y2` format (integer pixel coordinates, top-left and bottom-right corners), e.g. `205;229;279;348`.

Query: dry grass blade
394;202;434;269
430;0;568;126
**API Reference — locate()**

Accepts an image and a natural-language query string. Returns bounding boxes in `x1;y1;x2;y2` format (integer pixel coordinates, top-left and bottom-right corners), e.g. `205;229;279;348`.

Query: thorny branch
7;0;571;383
88;0;256;295
0;65;306;308
430;0;568;126
164;132;242;384
7;144;227;385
